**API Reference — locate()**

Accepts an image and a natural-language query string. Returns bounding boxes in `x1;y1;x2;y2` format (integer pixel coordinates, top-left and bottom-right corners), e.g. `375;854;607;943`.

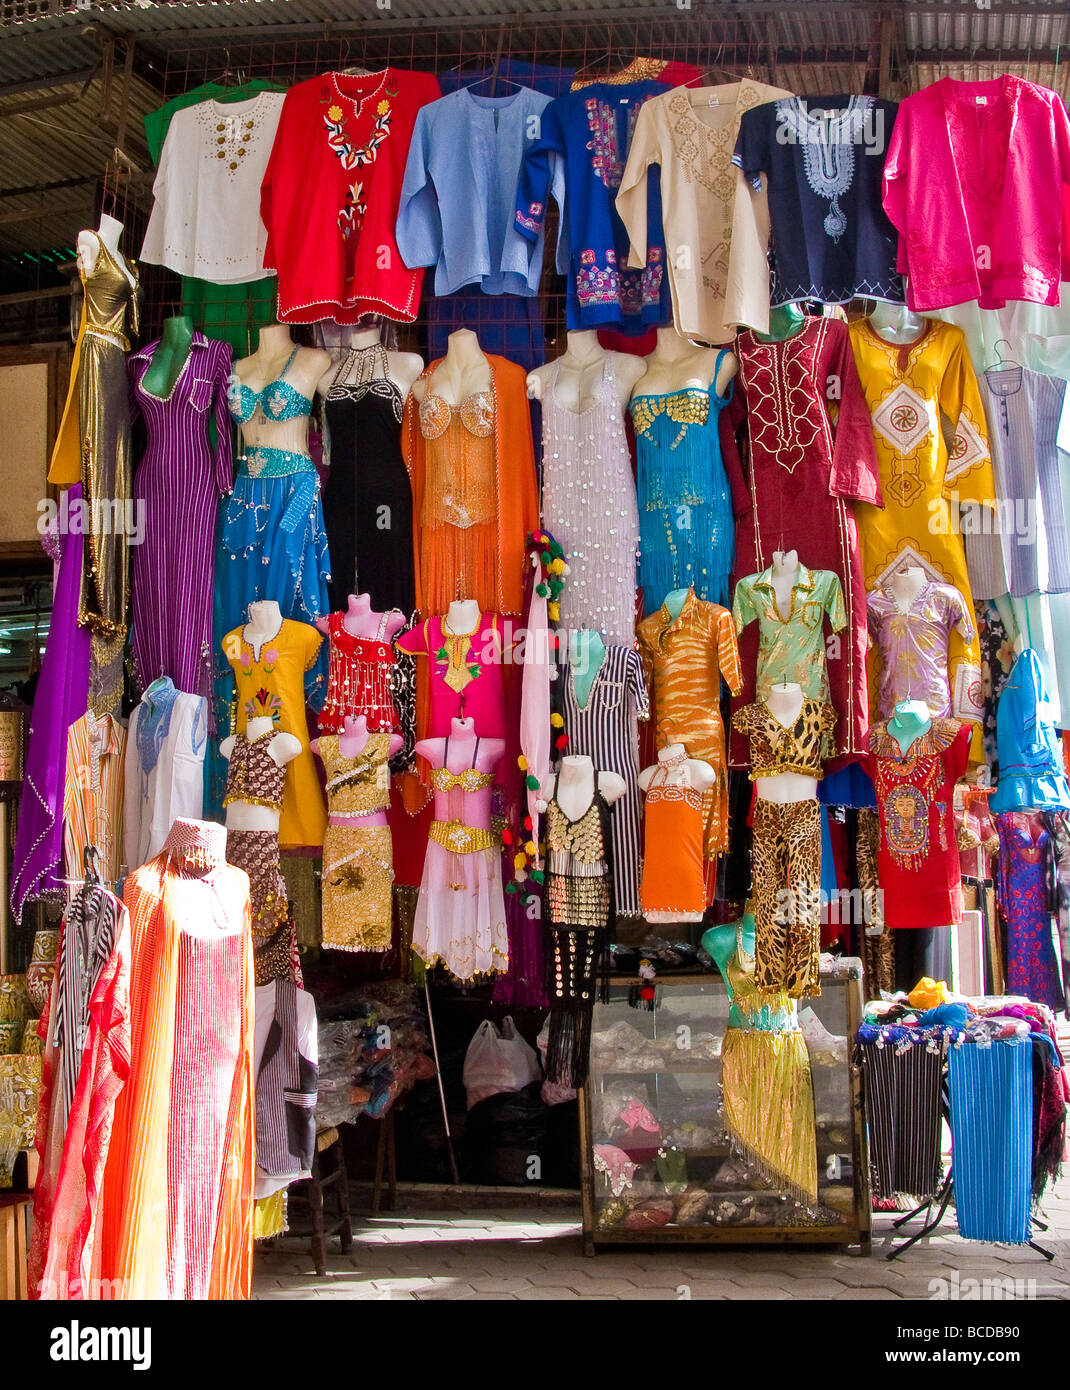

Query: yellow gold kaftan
849;319;995;756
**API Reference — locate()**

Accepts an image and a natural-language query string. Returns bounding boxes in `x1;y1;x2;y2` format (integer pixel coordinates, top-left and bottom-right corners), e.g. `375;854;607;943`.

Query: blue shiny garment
991;648;1070;812
227;348;313;424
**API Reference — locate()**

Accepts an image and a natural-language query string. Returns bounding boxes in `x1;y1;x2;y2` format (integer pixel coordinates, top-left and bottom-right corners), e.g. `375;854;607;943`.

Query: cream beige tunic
616;79;791;343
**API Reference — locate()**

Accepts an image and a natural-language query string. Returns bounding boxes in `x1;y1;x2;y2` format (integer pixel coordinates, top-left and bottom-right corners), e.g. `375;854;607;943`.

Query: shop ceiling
0;0;1065;277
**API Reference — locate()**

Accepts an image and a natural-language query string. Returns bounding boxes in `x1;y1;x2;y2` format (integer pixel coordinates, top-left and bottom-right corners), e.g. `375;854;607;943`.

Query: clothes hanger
983;337;1021;373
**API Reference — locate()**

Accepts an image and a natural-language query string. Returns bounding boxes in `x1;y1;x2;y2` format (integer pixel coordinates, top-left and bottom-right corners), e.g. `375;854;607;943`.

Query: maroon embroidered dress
318;610;402;735
728;317;882;766
865;718;971;929
261;68;441;323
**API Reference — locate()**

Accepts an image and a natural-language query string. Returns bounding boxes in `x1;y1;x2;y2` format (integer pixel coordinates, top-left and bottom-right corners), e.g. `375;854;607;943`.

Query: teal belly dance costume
209;347;331;813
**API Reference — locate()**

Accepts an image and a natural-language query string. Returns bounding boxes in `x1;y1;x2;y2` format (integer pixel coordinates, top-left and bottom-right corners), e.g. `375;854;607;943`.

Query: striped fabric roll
948;1037;1033;1244
859;1039;945;1201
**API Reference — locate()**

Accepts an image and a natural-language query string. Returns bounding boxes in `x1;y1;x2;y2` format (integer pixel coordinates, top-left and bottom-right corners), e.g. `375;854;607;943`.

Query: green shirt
731;564;846;703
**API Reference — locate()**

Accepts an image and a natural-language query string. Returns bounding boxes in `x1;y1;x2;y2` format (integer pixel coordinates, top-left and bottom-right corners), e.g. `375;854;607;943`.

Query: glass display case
578;959;871;1253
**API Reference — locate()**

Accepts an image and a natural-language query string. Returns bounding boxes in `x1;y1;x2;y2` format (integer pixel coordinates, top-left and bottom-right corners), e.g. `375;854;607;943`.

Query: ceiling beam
0;66;98;99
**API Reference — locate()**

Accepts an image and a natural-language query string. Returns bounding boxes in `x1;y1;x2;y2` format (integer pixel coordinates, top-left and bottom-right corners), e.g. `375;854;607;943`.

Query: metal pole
422;976;459;1185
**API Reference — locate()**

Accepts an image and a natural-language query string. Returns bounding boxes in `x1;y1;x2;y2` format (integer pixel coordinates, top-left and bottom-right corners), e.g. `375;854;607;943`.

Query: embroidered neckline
869;716;961;761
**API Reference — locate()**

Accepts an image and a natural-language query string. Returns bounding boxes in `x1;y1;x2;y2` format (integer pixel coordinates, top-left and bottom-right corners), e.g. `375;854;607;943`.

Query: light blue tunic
396;86;554;297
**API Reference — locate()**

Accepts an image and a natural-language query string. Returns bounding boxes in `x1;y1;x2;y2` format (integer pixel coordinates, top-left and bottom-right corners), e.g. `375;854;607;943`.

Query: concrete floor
253;1173;1070;1300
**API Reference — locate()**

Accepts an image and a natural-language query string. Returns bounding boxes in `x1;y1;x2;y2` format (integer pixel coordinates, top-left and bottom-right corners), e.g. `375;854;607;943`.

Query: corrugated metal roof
0;0;1066;279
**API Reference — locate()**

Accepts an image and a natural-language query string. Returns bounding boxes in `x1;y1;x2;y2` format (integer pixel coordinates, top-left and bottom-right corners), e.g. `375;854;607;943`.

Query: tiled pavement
253;1173;1070;1300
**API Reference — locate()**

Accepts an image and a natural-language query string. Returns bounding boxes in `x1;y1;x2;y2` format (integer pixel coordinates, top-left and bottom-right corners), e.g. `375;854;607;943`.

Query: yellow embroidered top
848;318;992;747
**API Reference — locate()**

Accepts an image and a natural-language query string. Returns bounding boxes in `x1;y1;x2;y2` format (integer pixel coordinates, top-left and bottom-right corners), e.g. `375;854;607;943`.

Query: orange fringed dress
98;822;255;1300
402;354;539;619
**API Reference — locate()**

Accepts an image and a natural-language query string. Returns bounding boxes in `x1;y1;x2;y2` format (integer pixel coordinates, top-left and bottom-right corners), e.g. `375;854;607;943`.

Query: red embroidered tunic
728;317;882;767
319;612;400;735
865;718;971;930
261;68;441;323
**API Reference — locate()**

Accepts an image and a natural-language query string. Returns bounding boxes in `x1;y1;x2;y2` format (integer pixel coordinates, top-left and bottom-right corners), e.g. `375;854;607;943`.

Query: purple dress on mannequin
997;812;1063;1012
127;332;233;703
11;485;91;918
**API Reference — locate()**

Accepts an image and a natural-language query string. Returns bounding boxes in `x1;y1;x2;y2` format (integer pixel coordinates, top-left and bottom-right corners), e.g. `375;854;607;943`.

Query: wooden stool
0;1193;31;1300
371;1110;398;1216
287;1127;353;1277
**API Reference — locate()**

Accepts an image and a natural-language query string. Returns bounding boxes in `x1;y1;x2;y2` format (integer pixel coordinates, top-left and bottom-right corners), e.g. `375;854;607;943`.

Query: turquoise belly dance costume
209;348;331;813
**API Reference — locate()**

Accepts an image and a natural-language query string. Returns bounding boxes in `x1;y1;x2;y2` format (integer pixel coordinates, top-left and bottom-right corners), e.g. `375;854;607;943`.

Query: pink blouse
883;76;1070;311
396;612;508;738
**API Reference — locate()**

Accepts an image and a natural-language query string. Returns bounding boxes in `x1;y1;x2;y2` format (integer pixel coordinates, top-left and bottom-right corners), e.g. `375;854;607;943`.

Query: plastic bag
462;1016;540;1109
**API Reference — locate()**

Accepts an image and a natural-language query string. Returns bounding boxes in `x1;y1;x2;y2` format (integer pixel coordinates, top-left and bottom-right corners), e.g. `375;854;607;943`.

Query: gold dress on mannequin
49;232;140;709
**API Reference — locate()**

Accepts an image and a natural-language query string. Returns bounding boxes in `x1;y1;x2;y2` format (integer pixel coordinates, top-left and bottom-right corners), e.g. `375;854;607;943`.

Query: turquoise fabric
991;648;1070;812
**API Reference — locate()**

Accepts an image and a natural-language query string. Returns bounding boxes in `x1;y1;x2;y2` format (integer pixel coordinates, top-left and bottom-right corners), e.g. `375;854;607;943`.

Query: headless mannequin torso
410;328;492;406
755;302;806;343
771;549;801;617
220;714;301;833
631;325;737;400
886;700;933;757
417;716;504;827
868;302;926;345
316;321;423;399
570;629;607;709
758;682;819;803
77;213;132;280
543;754;626;822
527;330;645;412
143;314;195;398
315;591;406;643
311;713;402;829
233;323;329;453
242;598;284;660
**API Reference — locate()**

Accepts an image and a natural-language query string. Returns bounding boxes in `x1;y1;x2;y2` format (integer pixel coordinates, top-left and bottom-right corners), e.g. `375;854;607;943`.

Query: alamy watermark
37;492;146;545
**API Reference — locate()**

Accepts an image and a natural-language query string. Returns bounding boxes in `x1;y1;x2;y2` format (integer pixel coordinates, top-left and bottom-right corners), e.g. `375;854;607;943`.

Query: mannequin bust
311;714;402;831
416;716;504;822
234;323;329;415
570;629;607;708
542;754;626;822
631;325;736;400
443;597;481;637
889;565;926;608
221;714;301;833
410;327;492;405
242;599;284;659
886;699;933;756
701;915;758;989
868;302;927;345
770;550;801;619
526;330;645;411
315;591;406;642
77;212;130;278
662;588;691;622
143;314;195;398
638;743;715;795
759;683;819;803
754;303;805;343
316;319;423;399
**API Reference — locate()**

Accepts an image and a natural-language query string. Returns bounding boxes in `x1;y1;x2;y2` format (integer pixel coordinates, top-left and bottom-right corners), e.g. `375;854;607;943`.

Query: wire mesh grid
93;10;927;359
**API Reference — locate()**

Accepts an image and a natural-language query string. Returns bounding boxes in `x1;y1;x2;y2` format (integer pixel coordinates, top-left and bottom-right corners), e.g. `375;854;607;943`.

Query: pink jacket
883;76;1070;311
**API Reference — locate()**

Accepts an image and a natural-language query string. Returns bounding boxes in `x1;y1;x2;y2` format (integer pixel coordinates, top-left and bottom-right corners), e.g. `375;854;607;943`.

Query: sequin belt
84;325;129;351
429;819;497;855
238;446;317;479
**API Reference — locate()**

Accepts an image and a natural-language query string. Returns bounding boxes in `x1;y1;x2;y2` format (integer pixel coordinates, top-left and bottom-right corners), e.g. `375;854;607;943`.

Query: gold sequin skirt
721;1025;818;1205
321;822;394;953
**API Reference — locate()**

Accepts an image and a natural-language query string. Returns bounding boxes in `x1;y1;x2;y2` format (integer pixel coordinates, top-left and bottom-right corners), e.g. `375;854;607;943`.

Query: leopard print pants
857;808;895;996
751;797;822;998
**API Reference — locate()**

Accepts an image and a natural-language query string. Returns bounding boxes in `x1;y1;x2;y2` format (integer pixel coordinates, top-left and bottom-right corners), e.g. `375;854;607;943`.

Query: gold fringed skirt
721;1025;818;1205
